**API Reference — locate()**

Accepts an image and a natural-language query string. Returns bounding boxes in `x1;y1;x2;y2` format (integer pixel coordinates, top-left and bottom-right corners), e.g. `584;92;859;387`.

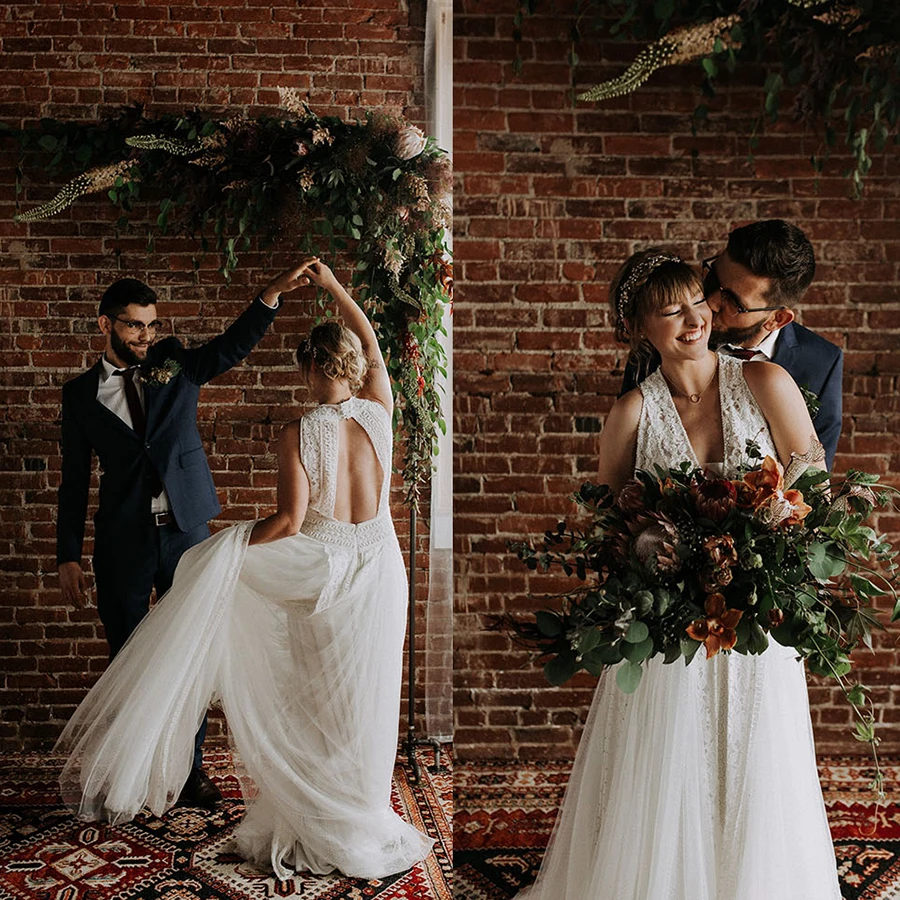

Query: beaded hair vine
297;337;325;364
615;251;683;324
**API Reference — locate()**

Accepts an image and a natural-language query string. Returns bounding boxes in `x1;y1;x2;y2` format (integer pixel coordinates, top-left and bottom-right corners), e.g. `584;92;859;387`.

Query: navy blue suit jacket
57;298;278;565
619;321;843;470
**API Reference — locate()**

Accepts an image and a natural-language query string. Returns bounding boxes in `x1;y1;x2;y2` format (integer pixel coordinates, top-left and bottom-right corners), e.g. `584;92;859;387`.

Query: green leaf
621;636;654;662
616;660;643;693
623;620;649;644
544;652;578;686
535;610;564;637
653;0;675;21
807;541;846;580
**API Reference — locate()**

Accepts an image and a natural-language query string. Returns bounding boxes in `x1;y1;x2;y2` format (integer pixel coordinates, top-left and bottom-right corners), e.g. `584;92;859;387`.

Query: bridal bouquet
507;443;897;765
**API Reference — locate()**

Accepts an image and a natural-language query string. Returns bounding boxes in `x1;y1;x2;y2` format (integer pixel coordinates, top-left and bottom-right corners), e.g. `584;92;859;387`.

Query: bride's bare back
332;417;383;524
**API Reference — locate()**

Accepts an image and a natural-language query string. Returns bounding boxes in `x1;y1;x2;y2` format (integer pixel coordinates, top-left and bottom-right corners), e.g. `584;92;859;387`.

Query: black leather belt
153;512;175;526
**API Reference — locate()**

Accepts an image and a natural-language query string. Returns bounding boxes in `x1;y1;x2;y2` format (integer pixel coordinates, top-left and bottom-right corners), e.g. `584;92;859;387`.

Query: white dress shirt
725;327;782;362
97;356;171;513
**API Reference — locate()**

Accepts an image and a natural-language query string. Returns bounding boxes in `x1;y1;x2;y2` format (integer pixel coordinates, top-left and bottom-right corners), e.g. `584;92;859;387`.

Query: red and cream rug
454;757;900;900
0;745;451;900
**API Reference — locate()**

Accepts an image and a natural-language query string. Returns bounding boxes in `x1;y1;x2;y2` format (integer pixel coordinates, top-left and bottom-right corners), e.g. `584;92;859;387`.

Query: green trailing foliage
6;102;453;507
513;0;900;193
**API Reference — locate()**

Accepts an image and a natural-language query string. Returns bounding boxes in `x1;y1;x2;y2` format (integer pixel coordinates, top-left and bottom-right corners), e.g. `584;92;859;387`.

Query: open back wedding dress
517;354;841;900
56;396;434;880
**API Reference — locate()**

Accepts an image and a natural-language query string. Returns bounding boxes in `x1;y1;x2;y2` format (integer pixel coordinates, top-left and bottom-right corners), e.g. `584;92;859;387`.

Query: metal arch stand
403;505;443;784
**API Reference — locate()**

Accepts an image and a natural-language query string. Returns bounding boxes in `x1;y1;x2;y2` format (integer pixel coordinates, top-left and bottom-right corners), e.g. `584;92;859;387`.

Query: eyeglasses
701;255;783;315
110;316;165;334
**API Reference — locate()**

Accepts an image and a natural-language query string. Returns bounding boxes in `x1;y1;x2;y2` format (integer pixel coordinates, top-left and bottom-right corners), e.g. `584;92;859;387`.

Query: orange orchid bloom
685;593;743;659
740;455;783;507
782;489;812;526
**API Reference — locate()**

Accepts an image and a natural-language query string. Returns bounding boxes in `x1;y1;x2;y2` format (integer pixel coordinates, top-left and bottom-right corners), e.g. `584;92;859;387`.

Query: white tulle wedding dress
55;396;434;880
518;354;841;900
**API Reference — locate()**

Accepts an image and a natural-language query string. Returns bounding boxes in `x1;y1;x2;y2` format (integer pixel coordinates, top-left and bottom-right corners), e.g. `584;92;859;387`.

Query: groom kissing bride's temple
621;219;843;471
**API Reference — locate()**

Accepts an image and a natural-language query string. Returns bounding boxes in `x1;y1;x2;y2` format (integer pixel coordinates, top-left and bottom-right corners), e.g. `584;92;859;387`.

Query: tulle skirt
517;644;842;900
55;522;434;879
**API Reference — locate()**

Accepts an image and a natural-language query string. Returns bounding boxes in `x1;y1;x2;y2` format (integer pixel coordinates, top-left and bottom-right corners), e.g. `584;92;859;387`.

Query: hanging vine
6;93;452;508
514;0;900;194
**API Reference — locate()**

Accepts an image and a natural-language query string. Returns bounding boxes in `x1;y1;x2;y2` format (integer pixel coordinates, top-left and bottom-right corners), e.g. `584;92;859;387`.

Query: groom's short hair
98;278;158;317
726;219;815;307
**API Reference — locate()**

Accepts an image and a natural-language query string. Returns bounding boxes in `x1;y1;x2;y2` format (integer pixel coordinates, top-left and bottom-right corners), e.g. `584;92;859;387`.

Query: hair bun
296;322;369;393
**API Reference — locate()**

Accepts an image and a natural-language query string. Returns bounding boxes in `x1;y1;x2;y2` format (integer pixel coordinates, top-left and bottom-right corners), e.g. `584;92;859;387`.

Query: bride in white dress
517;250;841;899
55;258;434;880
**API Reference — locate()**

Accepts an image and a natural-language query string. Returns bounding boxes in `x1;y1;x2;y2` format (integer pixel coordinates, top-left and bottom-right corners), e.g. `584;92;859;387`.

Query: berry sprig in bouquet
507;443;897;789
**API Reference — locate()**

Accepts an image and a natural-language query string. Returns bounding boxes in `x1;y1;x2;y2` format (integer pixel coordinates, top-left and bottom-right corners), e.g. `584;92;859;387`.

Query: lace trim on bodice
636;353;776;477
300;508;394;550
299;397;393;543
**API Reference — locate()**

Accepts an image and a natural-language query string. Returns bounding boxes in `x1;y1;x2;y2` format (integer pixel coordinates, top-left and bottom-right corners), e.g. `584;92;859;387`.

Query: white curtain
424;0;453;742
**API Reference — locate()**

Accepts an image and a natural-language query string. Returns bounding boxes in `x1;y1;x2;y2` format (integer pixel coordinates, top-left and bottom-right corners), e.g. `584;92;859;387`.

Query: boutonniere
142;358;181;387
799;384;820;420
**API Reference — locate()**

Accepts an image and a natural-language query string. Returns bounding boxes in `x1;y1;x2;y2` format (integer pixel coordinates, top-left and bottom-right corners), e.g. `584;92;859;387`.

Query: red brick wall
454;1;900;760
0;0;434;750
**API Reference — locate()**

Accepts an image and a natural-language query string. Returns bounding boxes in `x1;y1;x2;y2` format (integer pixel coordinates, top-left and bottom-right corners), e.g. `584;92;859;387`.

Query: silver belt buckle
153;512;170;526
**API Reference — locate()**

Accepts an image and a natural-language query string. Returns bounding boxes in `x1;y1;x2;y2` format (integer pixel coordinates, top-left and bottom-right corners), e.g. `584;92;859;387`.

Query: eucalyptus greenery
514;0;900;193
7;98;452;506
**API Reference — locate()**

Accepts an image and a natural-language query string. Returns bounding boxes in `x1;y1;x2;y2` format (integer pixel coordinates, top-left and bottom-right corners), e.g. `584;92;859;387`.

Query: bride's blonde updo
296;322;369;394
610;248;704;375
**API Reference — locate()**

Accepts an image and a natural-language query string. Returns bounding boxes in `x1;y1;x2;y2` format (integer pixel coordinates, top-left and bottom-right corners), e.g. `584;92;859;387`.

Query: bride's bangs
643;264;703;315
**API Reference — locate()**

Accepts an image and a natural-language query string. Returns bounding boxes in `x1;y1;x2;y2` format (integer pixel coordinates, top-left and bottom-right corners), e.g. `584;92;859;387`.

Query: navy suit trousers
93;519;210;769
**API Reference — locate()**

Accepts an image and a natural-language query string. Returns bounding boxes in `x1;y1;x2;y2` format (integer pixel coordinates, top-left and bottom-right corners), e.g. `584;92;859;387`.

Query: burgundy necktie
114;368;146;436
726;347;758;361
113;368;163;497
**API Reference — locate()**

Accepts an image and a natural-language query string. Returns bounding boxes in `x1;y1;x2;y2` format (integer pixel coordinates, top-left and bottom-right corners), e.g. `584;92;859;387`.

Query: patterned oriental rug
454;757;900;900
0;745;451;900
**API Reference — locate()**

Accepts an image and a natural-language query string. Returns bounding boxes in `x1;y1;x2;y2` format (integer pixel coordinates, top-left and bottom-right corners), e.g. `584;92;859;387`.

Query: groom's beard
110;327;150;367
709;320;767;349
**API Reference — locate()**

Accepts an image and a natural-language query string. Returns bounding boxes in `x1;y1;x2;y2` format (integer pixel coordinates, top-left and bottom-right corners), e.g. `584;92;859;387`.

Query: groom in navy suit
57;275;289;805
621;220;843;469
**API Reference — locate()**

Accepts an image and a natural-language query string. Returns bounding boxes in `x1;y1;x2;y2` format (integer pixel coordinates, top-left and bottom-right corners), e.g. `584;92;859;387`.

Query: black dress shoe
177;767;223;807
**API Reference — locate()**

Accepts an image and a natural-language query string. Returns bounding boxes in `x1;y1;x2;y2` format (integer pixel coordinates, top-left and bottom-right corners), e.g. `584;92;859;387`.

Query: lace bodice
636;353;776;477
298;397;394;547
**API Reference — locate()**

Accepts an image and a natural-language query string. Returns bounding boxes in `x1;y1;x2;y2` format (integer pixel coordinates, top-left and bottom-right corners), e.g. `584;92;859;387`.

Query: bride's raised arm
302;259;393;414
596;389;643;493
742;361;827;470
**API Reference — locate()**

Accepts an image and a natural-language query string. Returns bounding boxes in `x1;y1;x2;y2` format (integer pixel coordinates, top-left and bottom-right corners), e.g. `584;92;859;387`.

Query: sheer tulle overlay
517;356;841;900
56;398;434;879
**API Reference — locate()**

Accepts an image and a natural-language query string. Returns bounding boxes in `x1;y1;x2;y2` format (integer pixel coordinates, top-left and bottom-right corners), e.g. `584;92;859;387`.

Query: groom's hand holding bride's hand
259;260;319;306
59;561;90;608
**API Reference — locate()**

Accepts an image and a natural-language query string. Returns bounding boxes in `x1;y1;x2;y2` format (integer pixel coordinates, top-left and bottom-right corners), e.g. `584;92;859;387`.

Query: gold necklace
660;357;718;404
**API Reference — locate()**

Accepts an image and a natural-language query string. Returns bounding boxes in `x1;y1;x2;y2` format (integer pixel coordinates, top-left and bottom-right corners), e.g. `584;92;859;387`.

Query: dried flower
311;125;334;146
277;86;309;118
394;124;427;160
692;477;737;523
616;478;647;515
703;534;738;568
633;519;681;574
